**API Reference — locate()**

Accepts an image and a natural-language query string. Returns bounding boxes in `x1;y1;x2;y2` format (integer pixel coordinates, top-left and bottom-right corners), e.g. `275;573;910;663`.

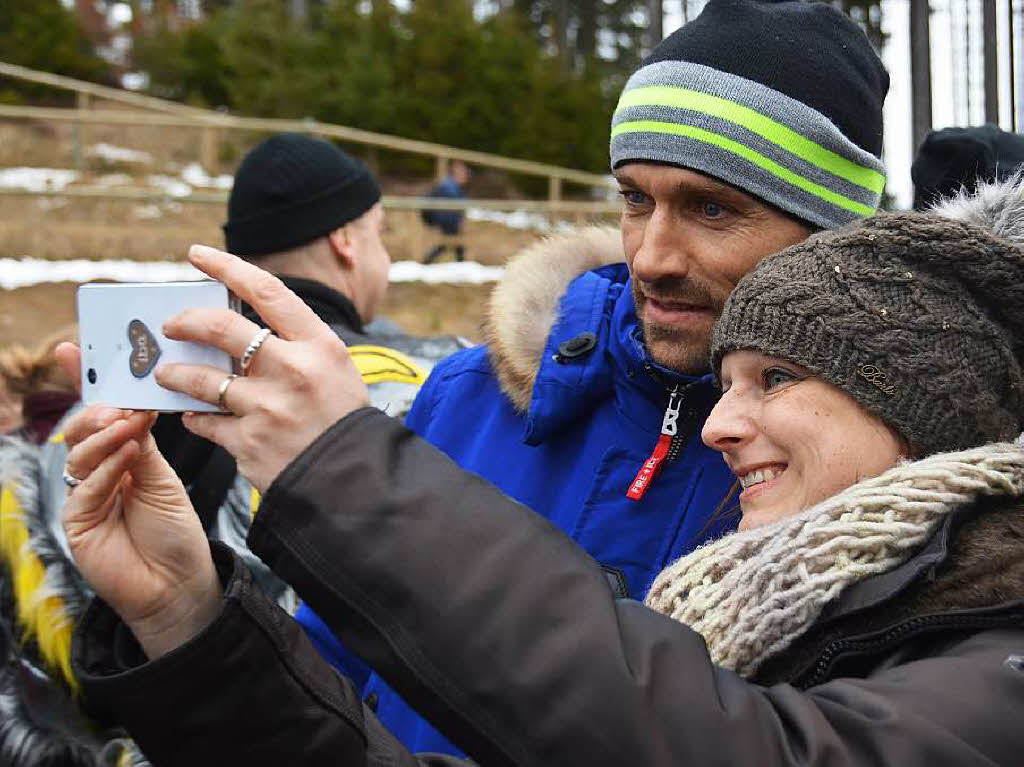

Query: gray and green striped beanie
611;0;889;230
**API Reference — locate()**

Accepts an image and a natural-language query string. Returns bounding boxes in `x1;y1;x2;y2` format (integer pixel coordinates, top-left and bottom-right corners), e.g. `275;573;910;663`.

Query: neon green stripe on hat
615;86;885;195
610;120;878;217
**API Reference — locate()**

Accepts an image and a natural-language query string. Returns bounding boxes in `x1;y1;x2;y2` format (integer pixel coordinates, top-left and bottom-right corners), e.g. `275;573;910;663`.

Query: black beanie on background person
223;133;381;257
610;0;889;230
911;124;1024;210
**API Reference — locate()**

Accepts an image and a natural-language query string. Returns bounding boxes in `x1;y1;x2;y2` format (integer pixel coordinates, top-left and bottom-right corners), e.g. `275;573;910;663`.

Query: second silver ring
217;373;239;412
240;327;273;375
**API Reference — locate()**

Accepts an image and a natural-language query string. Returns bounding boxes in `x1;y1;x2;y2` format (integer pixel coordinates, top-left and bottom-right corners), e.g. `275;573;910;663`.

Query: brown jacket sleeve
72;543;471;766
246;407;1024;767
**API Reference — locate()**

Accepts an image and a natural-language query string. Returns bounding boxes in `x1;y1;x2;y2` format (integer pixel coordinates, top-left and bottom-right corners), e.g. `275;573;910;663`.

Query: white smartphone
77;281;237;412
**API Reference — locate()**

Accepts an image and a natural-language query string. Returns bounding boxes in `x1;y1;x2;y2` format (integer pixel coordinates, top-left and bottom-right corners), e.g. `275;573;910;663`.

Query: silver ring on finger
217;373;240;413
62;466;84;488
239;327;273;375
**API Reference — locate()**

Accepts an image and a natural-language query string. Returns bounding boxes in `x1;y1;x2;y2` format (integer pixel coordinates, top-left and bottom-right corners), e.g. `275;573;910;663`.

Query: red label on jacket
627;434;673;501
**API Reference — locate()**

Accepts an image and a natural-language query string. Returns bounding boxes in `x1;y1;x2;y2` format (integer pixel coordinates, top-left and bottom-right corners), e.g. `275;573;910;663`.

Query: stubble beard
642;319;714;375
632;278;723;376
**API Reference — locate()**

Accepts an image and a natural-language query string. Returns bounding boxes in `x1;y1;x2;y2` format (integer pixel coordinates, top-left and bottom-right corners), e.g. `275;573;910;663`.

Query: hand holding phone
153;245;371;492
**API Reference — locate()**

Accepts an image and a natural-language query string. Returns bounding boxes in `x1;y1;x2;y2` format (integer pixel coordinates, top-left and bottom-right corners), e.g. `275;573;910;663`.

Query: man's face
451;161;470;186
617;163;812;374
350;203;391;322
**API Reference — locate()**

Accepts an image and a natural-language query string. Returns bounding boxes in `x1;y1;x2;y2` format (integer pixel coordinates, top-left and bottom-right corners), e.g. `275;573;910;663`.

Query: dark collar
815;511;959;626
242;275;364;334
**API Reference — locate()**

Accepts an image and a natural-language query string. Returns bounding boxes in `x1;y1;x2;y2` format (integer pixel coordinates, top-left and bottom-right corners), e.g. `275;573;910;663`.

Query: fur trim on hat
930;170;1024;246
485;227;624;412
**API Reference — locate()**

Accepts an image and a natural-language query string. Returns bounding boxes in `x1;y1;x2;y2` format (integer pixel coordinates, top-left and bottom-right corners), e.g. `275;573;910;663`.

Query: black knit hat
224;133;381;257
610;0;889;230
912;124;1024;211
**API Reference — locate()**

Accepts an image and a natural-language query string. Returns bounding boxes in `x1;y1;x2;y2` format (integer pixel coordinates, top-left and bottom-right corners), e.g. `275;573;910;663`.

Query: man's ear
327;225;357;269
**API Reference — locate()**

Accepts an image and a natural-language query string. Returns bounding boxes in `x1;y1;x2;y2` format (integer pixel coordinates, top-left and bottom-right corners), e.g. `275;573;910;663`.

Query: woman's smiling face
702;350;906;530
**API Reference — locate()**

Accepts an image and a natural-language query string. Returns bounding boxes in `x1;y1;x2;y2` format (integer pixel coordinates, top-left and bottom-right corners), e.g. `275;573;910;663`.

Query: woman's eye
762;367;798;391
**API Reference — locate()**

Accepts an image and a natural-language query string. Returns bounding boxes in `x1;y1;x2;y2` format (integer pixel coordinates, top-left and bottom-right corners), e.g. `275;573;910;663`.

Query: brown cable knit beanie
711;181;1024;456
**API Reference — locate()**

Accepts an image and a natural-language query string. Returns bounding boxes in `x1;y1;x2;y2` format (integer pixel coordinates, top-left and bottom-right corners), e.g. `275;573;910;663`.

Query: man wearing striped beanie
296;1;891;757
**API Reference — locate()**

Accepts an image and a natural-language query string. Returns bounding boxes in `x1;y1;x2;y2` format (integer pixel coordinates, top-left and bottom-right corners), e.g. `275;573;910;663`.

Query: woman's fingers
64;439;138;535
65;411;152;480
155;363;249;412
161;307;270;360
54;342;83;396
180;411;231;450
187;245;330;342
62;405;129;449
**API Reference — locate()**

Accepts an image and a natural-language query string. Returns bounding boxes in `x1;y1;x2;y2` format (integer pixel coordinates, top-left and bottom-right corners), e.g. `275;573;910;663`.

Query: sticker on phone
128;319;162;378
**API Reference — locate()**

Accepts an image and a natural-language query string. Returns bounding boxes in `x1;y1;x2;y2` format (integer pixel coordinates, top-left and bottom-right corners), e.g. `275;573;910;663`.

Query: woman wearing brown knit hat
54;179;1024;765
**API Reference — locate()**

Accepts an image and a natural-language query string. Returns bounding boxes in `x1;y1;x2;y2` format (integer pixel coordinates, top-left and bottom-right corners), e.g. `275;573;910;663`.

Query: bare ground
0;112;616;350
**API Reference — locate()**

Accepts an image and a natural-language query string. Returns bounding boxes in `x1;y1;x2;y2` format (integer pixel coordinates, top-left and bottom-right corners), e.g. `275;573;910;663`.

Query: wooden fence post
72;92;90;171
548;176;562;202
200;126;220;171
548;176;562;226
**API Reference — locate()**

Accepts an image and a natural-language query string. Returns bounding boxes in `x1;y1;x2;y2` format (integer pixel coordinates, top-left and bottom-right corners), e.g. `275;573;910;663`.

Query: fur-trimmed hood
484;227;624;412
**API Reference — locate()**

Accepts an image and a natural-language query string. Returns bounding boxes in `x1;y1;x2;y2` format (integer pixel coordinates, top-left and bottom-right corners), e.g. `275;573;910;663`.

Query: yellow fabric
248;345;424;519
349;345;427;385
0;481;77;691
116;744;135;767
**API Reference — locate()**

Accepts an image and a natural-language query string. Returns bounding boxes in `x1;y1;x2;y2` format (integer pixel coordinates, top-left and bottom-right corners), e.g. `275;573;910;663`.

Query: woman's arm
74;542;474;767
249;408;1024;767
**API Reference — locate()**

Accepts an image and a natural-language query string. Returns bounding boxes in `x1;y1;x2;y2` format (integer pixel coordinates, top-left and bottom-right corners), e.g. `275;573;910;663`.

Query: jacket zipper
627;381;693;501
796;609;1024;689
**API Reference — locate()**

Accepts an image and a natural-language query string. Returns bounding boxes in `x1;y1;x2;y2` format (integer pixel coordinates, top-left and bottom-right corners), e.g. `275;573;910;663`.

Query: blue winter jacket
294;248;737;756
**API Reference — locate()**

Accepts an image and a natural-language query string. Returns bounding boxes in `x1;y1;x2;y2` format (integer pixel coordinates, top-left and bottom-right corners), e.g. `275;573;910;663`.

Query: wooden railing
0;185;622;216
0;61;616;203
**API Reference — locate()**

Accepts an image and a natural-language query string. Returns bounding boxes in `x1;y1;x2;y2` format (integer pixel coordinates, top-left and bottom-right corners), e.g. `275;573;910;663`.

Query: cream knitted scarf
645;439;1024;678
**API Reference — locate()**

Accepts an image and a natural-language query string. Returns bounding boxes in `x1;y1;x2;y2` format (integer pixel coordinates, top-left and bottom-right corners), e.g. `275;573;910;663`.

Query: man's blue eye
619;190;647;205
703;202;725;218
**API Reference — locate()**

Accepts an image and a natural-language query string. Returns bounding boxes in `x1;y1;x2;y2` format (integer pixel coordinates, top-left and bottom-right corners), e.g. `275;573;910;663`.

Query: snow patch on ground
145;175;192;198
388;260;504;284
0;167;79;193
89;143;153;165
466;207;576;234
181;163;233;190
132;204;164;220
0;259;504;290
0;259;206;289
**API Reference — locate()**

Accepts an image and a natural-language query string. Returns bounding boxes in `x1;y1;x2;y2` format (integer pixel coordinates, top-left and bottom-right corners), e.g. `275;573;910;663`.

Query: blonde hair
0;325;78;399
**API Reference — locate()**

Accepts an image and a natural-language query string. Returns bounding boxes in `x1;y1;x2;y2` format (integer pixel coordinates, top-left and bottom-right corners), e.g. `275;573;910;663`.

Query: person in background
1;325;143;766
0;326;79;443
422;160;470;263
912;123;1024;210
302;0;891;754
0;379;23;435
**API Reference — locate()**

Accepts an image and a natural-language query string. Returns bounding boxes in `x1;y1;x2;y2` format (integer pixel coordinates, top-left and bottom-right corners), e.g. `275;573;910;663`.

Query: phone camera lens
87;368;97;385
